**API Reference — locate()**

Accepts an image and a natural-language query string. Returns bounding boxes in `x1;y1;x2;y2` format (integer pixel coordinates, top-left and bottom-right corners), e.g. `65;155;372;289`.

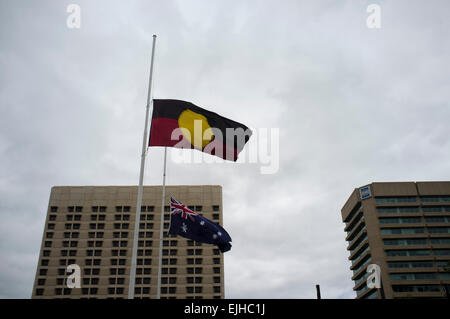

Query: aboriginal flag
149;99;252;161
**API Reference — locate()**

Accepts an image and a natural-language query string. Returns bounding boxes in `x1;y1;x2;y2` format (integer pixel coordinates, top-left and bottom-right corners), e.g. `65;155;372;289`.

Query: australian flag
168;197;232;253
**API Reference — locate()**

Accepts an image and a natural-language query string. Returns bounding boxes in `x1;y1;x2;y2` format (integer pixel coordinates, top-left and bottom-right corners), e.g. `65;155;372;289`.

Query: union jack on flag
170;197;198;220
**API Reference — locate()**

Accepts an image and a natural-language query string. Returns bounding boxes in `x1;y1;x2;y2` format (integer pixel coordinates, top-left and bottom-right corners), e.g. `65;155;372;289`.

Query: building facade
341;181;450;299
32;185;225;299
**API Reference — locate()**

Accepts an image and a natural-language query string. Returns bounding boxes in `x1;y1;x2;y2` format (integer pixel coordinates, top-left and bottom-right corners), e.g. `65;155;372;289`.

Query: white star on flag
181;222;188;233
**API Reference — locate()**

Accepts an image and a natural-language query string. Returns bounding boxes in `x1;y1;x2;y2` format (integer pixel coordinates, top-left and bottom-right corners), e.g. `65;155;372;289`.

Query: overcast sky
1;0;450;299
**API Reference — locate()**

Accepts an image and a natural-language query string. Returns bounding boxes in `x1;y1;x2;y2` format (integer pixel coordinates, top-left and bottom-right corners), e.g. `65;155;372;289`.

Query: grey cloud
1;0;449;298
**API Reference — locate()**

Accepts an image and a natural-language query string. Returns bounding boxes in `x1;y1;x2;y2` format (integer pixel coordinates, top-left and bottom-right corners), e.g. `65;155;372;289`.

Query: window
381;228;424;235
35;288;44;296
376;207;420;214
212;205;220;211
379;217;422;224
212;214;219;220
420;196;450;202
423;206;450;213
425;216;448;223
383;238;427;246
50;206;58;212
390;273;437;280
387;261;434;268
49;215;57;221
433;249;450;256
430;238;450;245
428;227;450;234
375;196;416;204
213;258;221;264
386;249;431;257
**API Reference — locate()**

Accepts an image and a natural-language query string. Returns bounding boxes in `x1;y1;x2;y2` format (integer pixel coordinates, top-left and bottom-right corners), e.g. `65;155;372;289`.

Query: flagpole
128;34;157;299
156;146;168;299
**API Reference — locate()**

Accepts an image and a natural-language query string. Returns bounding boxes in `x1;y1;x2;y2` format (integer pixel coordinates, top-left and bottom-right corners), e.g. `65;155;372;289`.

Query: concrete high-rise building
32;185;225;299
341;181;450;299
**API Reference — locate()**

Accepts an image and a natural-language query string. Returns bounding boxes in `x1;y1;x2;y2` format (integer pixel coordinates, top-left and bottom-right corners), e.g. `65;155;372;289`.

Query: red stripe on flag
149;118;181;147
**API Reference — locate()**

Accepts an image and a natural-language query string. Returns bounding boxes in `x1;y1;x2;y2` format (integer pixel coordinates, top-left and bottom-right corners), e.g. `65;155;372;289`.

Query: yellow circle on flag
178;109;214;148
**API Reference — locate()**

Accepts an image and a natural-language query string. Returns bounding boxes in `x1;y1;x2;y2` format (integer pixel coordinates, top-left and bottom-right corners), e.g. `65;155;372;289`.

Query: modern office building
341;181;450;299
32;185;225;299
